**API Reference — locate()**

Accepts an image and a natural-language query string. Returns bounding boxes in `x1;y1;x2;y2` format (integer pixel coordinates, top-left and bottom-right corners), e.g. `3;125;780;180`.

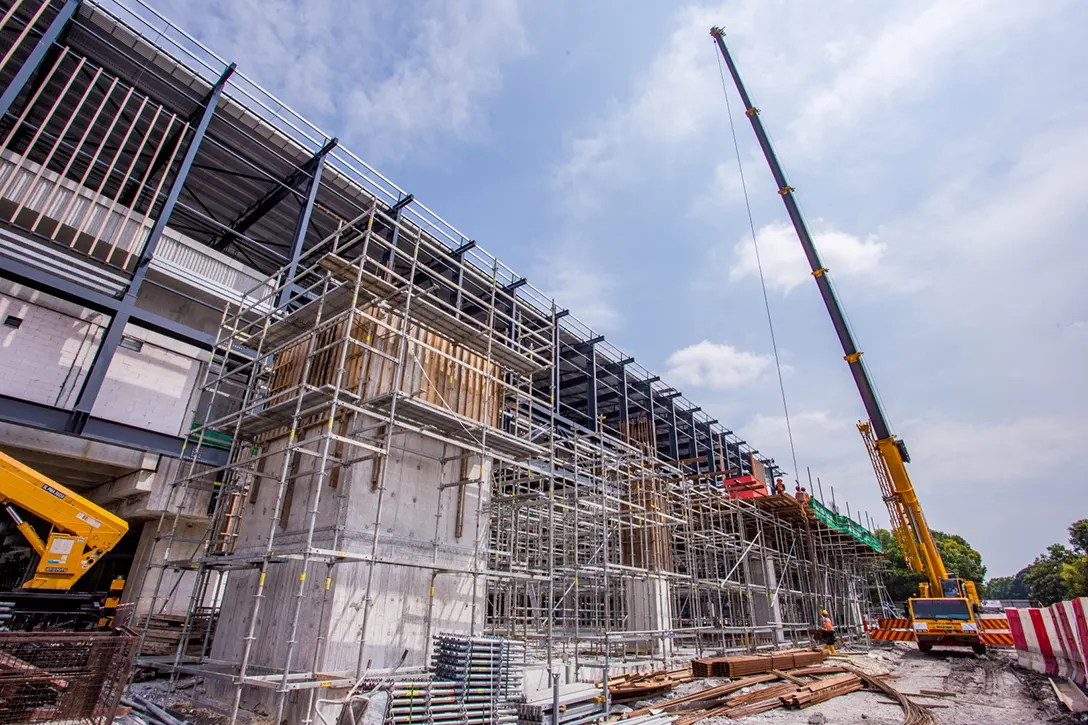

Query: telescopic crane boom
709;28;972;610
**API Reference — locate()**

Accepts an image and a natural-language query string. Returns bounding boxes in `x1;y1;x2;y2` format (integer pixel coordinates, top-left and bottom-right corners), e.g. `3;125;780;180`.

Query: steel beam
66;63;235;435
0;394;228;465
0;253;218;350
211;136;337;251
0;0;80;121
668;398;680;461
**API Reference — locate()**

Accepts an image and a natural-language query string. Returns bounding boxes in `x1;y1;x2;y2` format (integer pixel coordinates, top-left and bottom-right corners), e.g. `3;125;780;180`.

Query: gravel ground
120;676;272;725
693;643;1085;725
118;645;1087;724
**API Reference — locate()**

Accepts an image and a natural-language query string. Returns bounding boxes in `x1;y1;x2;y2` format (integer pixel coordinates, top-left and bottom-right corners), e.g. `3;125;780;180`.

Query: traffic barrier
1006;598;1088;686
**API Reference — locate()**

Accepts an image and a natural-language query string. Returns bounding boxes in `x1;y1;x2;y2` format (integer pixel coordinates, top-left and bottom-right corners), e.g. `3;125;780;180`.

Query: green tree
986;568;1029;600
1069;519;1088;554
1064;519;1088;597
875;528;987;601
1024;544;1074;606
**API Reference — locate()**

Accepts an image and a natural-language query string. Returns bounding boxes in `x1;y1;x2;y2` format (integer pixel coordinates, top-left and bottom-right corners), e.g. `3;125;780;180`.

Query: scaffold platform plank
365;393;546;461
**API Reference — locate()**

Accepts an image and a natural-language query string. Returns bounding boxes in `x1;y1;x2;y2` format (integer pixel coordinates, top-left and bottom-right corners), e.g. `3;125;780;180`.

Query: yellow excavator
710;27;986;654
0;450;128;628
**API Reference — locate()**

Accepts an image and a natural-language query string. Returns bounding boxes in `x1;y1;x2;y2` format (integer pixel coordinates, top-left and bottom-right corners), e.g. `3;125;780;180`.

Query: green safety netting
807;497;883;553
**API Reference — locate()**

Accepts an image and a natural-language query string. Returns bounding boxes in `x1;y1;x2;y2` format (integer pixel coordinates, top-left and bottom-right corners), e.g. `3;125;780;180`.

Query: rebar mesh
0;629;137;724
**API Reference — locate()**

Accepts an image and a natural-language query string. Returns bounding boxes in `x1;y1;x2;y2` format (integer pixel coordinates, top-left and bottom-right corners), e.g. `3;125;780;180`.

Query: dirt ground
119;644;1086;725
693;643;1086;725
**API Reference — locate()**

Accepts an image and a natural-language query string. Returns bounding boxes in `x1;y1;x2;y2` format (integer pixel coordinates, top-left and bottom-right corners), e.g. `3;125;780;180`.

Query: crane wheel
917;642;933;653
972;643;987;656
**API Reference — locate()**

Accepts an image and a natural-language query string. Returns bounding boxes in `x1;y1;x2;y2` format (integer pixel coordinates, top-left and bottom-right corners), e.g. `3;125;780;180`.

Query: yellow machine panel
0;450;128;590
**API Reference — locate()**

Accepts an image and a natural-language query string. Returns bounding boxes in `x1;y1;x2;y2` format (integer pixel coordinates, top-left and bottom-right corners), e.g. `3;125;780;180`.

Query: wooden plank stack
607;666;694;700
134;613;214;657
781;673;863;708
622;664;877;724
691;648;825;678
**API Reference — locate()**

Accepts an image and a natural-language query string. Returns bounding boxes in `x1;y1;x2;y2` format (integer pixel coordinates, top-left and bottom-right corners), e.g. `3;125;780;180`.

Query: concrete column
626;575;672;659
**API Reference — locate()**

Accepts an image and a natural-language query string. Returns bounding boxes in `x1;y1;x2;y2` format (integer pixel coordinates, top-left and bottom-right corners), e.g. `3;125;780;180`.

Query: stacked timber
607;666;692;700
133;613;215;657
781;673;863;708
690;648;824;678
625;664;871;724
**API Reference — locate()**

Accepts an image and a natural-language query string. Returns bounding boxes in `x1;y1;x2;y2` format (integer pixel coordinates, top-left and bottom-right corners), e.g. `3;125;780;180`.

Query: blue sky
145;0;1088;577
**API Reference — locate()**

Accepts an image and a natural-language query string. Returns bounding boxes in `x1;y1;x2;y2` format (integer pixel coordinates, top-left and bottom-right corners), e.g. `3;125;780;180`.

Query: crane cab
908;596;985;655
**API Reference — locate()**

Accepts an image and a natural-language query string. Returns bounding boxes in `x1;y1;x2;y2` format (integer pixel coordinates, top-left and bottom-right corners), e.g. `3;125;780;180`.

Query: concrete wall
0;288;104;408
0;286;206;435
206;425;490;716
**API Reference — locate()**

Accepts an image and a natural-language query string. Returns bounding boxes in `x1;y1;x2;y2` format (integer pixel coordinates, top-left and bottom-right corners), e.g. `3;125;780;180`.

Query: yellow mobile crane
0;450;128;627
710;27;985;654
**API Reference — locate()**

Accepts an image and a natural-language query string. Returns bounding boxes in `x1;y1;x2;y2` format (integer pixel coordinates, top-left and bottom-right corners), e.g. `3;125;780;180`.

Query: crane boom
709;27;950;593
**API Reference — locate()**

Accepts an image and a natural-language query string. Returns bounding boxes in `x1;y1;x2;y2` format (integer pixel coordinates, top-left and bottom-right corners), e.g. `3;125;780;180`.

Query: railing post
0;0;80;121
66;62;235;435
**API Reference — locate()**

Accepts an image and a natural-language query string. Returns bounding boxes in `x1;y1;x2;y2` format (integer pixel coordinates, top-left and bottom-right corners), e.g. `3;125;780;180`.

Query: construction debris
608;666;694;700
132;613;216;658
842;664;937;725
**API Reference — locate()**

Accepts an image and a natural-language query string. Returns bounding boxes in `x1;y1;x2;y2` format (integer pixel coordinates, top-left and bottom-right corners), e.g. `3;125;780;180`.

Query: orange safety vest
822;616;834;632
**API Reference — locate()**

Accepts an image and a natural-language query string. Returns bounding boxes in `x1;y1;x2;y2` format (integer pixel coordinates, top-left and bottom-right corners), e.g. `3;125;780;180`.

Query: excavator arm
0;450;128;591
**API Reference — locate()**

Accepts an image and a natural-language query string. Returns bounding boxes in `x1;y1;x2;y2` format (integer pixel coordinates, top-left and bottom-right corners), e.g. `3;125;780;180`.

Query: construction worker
794;483;803;499
820;609;836;654
799;487;810;505
774;478;786;495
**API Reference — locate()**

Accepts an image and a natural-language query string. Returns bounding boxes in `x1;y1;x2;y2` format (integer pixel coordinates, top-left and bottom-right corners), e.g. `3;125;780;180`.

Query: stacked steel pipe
384;634;523;724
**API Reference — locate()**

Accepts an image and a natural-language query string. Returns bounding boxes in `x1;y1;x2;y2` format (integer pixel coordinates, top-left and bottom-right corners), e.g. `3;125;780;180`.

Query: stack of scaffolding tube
384;634;523;724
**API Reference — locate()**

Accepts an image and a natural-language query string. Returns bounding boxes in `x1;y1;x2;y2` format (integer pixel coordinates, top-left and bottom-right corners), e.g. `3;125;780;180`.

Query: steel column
277;147;328;307
0;0;79;121
668;398;679;461
586;340;598;430
66;62;235;434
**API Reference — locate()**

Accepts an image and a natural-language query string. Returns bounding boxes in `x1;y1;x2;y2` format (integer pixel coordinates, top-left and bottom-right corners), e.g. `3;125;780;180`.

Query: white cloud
554;4;729;205
345;1;528;157
728;221;886;293
545;260;621;333
665;341;771;390
154;0;528;160
790;2;1052;157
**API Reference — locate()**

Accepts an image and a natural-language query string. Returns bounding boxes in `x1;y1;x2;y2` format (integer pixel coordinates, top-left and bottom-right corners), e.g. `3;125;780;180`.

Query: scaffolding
0;0;884;721
134;194;884;723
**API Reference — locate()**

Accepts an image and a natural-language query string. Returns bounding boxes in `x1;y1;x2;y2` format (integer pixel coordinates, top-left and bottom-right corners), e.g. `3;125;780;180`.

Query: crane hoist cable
713;44;801;486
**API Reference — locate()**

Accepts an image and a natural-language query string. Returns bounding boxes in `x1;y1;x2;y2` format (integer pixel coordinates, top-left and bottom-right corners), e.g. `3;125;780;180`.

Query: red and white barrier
1006;598;1088;685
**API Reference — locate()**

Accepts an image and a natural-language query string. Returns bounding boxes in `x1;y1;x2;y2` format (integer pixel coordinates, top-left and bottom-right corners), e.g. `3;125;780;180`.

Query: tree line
875;519;1088;607
987;519;1088;606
